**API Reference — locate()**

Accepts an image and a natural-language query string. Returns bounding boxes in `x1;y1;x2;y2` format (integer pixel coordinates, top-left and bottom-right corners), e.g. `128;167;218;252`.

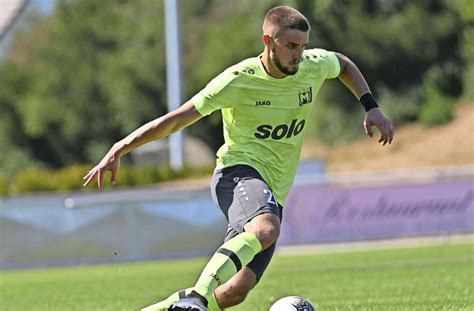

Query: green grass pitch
0;242;472;310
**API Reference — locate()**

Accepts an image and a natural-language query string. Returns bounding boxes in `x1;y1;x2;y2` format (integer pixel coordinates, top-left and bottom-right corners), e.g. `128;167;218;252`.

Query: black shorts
211;164;282;282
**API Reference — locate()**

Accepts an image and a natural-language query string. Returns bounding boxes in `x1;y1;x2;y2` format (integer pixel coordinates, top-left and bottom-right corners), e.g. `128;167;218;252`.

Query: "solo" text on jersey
254;119;305;140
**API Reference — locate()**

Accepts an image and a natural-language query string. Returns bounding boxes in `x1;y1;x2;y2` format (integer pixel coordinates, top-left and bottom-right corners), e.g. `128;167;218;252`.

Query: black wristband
359;93;379;112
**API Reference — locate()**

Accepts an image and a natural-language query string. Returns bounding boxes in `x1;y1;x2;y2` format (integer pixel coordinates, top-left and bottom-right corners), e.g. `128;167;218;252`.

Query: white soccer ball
269;296;316;311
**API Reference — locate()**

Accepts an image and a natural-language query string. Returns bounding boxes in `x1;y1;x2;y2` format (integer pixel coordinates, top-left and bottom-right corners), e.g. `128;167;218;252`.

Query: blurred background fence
1;166;472;270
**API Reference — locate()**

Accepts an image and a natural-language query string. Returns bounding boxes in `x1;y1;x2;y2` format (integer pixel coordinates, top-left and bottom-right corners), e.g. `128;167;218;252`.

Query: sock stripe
178;290;186;299
217;247;242;271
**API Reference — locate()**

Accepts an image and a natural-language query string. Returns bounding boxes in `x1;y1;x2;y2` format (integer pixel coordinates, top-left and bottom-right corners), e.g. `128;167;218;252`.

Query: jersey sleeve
306;49;341;79
191;70;240;116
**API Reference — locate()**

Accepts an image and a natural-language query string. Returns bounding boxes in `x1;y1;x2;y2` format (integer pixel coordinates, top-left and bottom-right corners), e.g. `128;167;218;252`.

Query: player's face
270;29;309;76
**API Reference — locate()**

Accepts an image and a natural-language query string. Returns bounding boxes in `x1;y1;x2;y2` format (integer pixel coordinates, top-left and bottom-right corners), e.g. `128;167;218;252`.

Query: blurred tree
12;0;167;168
0;62;38;177
302;0;467;140
451;0;474;100
0;0;470;174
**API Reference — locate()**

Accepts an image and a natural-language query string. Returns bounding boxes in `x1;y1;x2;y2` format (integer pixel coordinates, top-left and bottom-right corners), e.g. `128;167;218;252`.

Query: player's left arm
335;52;395;146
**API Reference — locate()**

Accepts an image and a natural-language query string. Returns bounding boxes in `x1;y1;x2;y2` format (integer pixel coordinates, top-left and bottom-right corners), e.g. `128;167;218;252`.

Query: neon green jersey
192;48;340;205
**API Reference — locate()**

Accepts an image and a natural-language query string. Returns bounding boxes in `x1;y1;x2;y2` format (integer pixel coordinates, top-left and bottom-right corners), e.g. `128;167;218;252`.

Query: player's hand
82;152;121;190
363;108;395;146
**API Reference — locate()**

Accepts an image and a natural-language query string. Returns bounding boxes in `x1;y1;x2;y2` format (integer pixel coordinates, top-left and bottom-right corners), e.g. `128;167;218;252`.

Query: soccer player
83;5;394;311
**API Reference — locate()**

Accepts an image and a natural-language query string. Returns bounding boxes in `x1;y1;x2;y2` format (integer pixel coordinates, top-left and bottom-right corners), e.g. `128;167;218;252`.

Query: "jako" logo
254;119;305;140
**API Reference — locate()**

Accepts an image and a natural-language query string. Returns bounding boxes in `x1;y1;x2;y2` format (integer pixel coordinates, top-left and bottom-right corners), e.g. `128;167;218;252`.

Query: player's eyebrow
288;41;308;46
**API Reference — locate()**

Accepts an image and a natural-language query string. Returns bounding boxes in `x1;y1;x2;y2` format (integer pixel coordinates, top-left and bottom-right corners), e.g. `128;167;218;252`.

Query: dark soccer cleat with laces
168;297;208;311
168;291;208;311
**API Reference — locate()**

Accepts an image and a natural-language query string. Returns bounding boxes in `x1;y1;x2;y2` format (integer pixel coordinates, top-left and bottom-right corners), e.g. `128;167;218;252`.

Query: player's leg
191;215;279;303
161;240;277;311
214;266;257;308
171;228;263;310
170;165;281;310
215;238;278;309
193;165;280;298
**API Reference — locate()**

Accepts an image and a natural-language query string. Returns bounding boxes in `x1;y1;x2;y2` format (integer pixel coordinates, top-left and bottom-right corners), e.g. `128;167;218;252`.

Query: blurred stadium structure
1;165;472;269
0;0;28;41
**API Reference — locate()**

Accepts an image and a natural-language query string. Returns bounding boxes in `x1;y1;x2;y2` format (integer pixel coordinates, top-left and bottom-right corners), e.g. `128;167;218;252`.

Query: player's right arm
82;100;202;189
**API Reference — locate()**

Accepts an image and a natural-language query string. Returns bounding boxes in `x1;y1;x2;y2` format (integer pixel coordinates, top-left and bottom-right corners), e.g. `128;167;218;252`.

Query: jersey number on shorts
263;189;277;206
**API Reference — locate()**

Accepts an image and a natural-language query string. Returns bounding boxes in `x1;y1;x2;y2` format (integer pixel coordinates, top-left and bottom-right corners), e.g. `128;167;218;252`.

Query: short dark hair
263;6;310;36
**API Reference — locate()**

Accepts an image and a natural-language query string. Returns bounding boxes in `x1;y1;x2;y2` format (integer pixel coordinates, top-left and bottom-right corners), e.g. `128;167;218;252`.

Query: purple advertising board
280;179;474;245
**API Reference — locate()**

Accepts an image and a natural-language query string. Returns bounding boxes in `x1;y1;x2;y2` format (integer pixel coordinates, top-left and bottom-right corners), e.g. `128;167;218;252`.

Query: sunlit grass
0;242;472;310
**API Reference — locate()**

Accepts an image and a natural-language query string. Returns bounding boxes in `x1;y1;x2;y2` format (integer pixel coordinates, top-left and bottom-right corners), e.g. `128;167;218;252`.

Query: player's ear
263;35;271;47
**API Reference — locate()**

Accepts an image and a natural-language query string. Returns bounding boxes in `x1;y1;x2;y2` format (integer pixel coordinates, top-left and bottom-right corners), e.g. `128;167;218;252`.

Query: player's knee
245;213;280;249
257;223;279;249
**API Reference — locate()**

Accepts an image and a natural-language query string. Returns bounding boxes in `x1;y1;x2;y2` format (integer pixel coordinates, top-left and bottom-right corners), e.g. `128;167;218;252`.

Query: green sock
208;291;224;311
141;288;193;311
194;232;262;301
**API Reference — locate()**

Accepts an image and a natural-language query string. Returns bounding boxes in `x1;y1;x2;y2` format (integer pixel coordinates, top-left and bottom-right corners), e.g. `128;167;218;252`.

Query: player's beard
271;47;299;76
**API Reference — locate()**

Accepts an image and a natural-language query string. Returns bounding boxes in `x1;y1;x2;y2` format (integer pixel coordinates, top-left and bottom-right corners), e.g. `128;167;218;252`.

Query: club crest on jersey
298;87;313;106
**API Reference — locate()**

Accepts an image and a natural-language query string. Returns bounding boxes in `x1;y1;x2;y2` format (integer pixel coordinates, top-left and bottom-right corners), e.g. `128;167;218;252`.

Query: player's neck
260;50;287;79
